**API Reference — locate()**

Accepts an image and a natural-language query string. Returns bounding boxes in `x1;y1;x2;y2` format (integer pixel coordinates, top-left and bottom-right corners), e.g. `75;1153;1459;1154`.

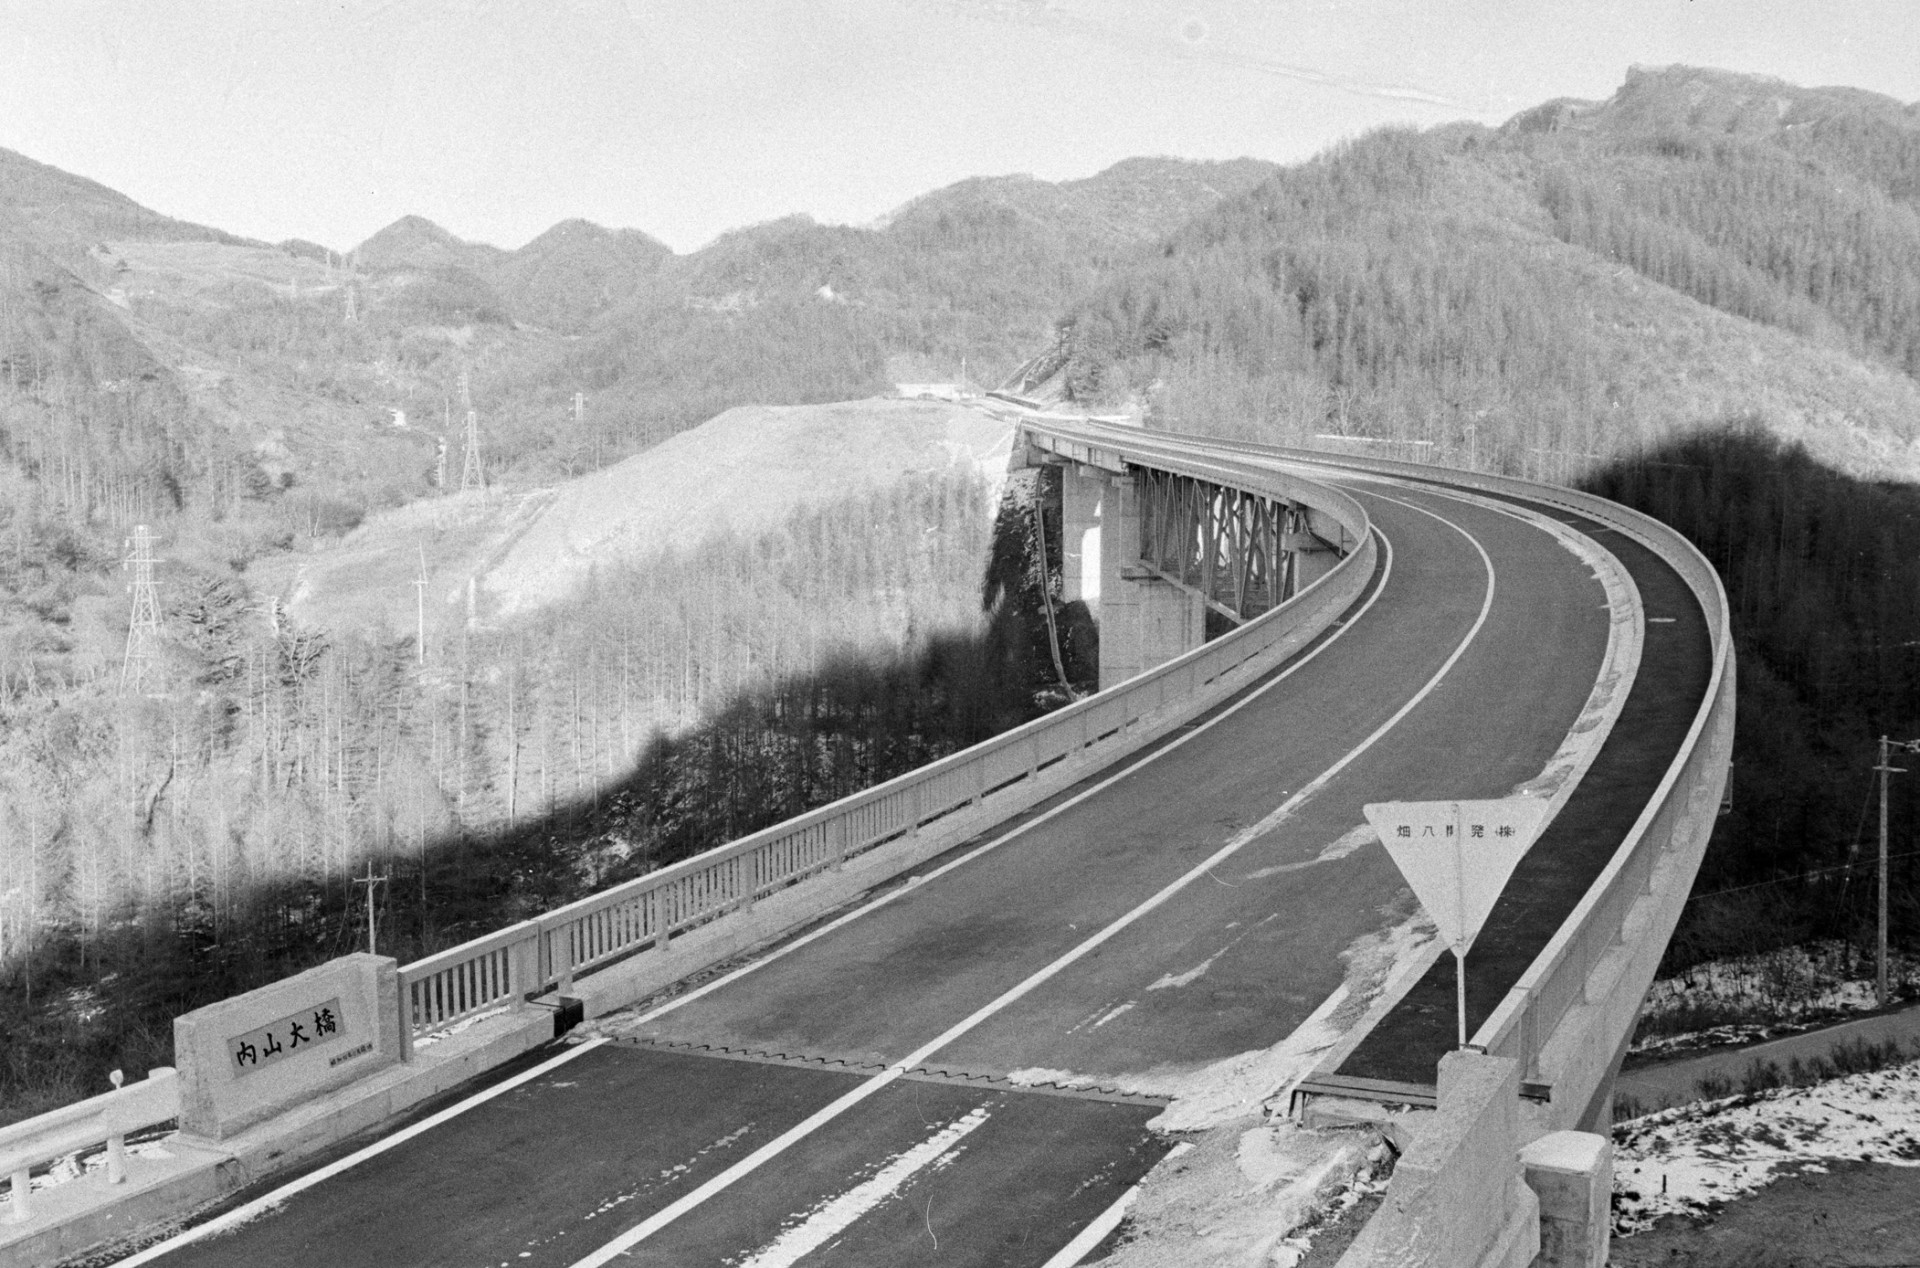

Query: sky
1;0;1916;255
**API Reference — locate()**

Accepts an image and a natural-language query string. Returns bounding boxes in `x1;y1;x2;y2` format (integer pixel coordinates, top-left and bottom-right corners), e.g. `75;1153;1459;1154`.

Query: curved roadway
129;467;1632;1268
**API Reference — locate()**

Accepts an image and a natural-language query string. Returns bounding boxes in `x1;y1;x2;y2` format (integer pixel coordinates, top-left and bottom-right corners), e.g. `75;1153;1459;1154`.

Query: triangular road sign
1363;799;1551;954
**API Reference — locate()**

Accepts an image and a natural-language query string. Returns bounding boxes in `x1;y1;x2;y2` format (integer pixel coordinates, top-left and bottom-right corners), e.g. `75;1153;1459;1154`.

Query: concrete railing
1051;421;1735;1123
1257;444;1732;1111
1337;1053;1541;1268
0;1069;179;1224
399;428;1375;1039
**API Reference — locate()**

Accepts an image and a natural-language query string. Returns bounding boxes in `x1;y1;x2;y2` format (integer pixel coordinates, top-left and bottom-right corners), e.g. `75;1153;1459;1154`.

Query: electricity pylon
461;408;485;491
121;525;163;694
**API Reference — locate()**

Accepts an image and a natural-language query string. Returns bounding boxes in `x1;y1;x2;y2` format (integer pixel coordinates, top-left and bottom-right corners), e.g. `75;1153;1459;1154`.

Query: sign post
1363;798;1550;1049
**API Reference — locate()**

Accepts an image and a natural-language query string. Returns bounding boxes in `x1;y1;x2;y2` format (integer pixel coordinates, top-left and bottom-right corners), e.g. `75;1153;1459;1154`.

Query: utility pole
121;525;163;694
1876;736;1920;1007
413;547;429;665
353;862;388;955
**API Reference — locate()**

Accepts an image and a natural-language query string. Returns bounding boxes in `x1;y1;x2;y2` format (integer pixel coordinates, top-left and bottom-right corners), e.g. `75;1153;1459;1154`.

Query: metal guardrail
398;428;1377;1038
1053;421;1735;1089
0;1069;178;1225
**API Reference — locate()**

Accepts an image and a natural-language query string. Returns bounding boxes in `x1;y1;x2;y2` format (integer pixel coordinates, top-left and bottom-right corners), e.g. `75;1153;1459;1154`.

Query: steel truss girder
1134;467;1337;625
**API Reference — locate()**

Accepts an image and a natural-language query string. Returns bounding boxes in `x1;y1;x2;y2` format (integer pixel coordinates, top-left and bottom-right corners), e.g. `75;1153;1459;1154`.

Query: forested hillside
1582;427;1920;976
1035;65;1920;976
6;63;1920;1118
1047;66;1920;486
0;459;1093;1120
0;143;1203;1118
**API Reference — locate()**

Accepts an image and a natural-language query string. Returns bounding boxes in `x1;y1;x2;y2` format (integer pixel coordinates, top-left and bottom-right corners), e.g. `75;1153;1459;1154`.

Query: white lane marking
733;1105;991;1268
566;510;1500;1267
115;1037;610;1265
615;528;1400;1033
102;506;1398;1268
1038;1142;1194;1268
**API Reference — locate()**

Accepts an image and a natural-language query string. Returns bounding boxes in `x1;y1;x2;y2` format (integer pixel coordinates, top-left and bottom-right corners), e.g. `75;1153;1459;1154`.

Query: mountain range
5;62;1920;1125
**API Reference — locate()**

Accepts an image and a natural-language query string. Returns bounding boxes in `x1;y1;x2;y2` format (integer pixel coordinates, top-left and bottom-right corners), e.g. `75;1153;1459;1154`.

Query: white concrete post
8;1168;28;1223
1521;1131;1613;1268
553;926;575;996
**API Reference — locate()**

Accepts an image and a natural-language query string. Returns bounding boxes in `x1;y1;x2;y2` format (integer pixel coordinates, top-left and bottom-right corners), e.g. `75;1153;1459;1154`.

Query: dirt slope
265;397;1016;638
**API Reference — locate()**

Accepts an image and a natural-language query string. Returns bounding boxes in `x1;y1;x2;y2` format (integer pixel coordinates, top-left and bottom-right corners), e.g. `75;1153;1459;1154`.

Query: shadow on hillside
1576;421;1920;978
381;464;1099;954
0;466;1101;1122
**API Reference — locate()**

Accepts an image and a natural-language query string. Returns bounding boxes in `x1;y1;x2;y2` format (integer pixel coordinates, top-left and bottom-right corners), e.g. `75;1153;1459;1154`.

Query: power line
1691;849;1920;901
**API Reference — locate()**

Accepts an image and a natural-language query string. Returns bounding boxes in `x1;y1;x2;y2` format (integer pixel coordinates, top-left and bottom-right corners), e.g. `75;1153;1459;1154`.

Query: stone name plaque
229;997;346;1074
174;953;401;1139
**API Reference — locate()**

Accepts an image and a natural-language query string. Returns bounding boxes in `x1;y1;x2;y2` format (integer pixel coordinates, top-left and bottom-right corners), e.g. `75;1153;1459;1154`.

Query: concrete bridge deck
1335;491;1712;1119
121;475;1634;1268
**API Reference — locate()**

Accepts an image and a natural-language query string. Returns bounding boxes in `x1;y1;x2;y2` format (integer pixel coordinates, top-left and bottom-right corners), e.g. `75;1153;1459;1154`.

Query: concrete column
1096;473;1207;688
1521;1131;1613;1268
1059;465;1105;611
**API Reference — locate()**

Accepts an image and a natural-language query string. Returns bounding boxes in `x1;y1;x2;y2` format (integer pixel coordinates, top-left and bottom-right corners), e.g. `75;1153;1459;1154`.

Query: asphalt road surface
130;477;1621;1268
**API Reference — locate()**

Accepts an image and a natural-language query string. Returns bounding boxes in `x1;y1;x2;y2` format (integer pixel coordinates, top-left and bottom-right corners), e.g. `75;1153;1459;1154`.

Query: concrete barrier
173;953;402;1141
0;1069;179;1226
1522;1130;1612;1268
1336;1053;1540;1268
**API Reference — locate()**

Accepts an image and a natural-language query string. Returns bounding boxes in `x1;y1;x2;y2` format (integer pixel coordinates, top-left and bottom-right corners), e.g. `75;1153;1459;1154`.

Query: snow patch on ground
1614;1058;1920;1234
1136;905;1439;1133
1633;941;1920;1059
1241;824;1375;880
1147;949;1228;992
410;1003;513;1050
1499;501;1641;807
580;1121;757;1224
1005;1066;1086;1089
1098;1118;1382;1267
0;1137;178;1208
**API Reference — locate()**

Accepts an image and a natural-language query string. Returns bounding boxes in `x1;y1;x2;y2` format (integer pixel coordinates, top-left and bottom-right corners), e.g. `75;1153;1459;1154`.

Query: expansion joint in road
607;1035;1172;1106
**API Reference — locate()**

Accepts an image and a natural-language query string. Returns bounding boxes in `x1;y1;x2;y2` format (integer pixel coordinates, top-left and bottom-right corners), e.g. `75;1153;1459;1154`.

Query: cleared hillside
262;397;1015;637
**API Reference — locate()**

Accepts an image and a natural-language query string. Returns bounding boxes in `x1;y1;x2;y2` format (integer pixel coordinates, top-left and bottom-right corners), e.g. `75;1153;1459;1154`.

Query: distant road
139;477;1616;1268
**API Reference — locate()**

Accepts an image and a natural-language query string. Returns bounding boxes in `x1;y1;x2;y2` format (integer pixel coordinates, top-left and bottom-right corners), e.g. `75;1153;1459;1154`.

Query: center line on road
733;1104;992;1268
567;505;1498;1266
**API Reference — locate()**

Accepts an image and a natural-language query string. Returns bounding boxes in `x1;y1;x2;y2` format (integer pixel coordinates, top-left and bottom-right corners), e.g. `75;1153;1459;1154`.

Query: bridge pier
1059;464;1208;688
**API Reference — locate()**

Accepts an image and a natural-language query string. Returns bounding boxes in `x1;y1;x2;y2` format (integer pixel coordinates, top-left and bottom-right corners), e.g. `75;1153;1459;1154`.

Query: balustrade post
9;1168;28;1223
508;925;540;1001
398;988;415;1064
553;925;575;996
831;815;848;871
107;1131;127;1185
651;886;670;954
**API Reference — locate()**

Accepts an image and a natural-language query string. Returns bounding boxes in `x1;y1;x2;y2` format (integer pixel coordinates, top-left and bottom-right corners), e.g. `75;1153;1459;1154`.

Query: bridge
3;416;1732;1268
